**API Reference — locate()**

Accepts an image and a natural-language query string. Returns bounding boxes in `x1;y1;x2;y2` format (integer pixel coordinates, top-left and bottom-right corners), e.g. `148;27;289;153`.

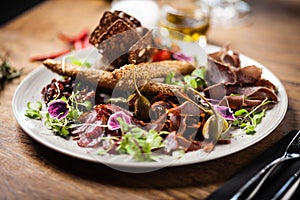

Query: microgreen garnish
45;91;92;136
25;89;92;137
25;101;43;119
165;67;206;90
233;109;266;135
68;56;91;68
232;98;272;135
116;118;169;161
44;112;71;137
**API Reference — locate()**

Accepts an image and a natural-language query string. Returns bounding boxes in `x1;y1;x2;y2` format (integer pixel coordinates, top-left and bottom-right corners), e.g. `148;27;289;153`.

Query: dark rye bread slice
128;28;154;64
89;10;155;69
89;10;141;47
98;19;141;68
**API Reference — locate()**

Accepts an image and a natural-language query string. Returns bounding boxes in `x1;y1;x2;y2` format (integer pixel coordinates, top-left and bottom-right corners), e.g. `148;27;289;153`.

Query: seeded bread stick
113;60;195;80
43;59;194;95
43;59;117;90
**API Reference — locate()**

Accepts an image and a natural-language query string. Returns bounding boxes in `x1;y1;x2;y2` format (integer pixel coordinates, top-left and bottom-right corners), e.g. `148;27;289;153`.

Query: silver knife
230;130;300;200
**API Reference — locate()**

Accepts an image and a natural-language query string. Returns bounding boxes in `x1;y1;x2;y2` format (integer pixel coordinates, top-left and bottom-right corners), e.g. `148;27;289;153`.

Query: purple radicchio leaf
172;52;194;63
214;105;235;121
107;111;132;130
48;99;69;120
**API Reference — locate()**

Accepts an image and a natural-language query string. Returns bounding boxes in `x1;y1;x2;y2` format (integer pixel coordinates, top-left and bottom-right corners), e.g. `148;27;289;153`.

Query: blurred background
1;0;45;26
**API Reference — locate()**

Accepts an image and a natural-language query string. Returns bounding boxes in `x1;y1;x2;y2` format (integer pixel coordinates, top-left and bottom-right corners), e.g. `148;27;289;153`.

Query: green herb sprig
0;57;22;90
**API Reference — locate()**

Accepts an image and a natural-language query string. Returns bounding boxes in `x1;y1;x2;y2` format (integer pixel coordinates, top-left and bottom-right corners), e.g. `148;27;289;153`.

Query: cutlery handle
272;169;300;200
230;157;284;200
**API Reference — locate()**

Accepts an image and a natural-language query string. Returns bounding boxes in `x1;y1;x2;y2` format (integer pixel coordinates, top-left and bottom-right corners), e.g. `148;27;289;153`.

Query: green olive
134;95;151;122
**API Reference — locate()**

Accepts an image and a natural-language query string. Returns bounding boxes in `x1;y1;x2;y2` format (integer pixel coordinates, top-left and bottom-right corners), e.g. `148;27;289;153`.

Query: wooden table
1;0;299;199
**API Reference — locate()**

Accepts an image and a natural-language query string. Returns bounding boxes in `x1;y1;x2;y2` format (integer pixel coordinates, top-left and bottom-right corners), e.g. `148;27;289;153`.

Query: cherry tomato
151;49;172;62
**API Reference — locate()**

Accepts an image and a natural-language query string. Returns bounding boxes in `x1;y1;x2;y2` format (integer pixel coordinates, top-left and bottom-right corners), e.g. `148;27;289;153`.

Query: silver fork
231;130;300;200
272;168;300;200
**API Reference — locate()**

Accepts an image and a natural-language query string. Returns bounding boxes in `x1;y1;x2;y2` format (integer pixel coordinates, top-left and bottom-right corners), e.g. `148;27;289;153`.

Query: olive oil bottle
159;0;210;42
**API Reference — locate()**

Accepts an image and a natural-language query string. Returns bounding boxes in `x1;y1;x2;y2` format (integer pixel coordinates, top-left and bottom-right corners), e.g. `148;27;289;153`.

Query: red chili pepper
57;28;89;45
82;36;90;48
29;49;71;61
73;40;83;50
30;28;90;61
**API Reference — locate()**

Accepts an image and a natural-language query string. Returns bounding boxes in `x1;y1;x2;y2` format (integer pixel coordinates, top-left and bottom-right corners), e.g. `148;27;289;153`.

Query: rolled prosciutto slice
204;84;278;110
225;86;278;102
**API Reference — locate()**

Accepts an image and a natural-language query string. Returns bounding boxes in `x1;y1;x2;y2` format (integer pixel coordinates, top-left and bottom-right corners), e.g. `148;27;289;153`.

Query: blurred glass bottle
159;0;210;46
208;0;252;28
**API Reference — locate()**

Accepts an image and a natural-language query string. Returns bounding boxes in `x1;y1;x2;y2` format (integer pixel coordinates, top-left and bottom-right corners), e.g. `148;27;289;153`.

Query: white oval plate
12;45;288;171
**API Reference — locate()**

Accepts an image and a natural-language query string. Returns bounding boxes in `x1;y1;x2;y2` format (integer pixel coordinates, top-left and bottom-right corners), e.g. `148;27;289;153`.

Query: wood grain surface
0;0;299;199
